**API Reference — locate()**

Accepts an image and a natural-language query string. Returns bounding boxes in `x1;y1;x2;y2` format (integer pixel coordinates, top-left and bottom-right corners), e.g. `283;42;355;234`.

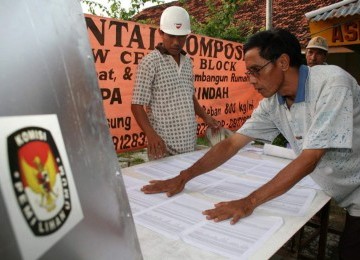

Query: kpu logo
7;127;71;236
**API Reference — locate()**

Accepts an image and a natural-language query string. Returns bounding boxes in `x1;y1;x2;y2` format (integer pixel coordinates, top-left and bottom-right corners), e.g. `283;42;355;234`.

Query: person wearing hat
131;6;219;160
305;36;328;67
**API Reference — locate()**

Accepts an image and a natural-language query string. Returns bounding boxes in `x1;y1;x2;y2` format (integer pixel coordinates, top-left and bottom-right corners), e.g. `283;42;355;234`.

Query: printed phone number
113;132;146;150
197;115;251;135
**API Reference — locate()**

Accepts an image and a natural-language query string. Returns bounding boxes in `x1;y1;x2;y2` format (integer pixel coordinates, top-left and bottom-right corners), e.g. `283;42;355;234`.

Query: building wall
327;52;360;83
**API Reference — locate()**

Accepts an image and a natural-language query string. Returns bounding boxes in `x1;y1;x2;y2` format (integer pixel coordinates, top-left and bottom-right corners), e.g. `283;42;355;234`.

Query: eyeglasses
245;60;273;77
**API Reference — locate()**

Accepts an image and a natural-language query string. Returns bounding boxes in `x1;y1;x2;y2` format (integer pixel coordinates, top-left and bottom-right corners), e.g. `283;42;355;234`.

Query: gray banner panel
0;0;142;259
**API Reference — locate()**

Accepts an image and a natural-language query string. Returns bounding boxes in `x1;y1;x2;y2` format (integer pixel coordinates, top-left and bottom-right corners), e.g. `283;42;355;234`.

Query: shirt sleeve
237;98;280;142
303;75;353;149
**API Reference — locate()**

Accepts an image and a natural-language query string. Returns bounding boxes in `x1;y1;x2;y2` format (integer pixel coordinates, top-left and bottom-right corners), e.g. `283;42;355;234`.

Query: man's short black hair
244;28;304;67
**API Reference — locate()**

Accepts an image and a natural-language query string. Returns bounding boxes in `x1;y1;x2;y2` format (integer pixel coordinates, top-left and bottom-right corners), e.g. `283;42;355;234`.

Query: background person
131;6;219;160
141;29;360;259
305;36;328;66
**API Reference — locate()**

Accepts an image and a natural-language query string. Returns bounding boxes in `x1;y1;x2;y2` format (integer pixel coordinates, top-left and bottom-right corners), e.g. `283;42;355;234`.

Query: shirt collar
277;65;309;104
155;43;187;56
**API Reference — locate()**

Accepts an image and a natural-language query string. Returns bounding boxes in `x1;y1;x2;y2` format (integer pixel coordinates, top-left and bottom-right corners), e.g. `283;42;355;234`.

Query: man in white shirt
141;29;360;259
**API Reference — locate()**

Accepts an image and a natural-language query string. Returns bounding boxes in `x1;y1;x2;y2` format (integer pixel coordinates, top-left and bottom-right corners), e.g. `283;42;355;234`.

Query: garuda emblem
7;126;72;236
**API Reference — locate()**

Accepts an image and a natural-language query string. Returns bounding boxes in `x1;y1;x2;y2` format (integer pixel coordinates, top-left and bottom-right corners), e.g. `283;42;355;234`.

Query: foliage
131;157;146;165
251;133;289;148
81;0;164;20
186;0;254;43
196;136;210;147
118;149;146;167
272;133;288;147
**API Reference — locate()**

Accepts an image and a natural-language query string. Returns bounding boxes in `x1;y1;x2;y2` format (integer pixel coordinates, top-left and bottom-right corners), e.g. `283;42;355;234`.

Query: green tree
188;0;254;43
81;0;164;20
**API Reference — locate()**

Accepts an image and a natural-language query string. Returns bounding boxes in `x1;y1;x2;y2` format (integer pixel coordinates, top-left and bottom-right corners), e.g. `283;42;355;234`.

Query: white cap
160;6;191;36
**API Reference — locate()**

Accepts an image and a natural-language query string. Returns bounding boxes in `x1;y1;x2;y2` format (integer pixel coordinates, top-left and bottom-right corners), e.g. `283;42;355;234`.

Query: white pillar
266;0;273;30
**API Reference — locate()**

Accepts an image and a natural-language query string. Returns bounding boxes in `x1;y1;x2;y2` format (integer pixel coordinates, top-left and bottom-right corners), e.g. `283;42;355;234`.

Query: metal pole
266;0;273;30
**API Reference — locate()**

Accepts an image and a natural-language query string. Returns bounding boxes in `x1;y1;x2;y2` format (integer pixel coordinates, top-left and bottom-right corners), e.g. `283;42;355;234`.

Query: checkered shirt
132;47;197;155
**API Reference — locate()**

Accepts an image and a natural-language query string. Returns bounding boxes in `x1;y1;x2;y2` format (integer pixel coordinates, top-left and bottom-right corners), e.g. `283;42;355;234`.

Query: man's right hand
131;104;167;160
141;173;187;197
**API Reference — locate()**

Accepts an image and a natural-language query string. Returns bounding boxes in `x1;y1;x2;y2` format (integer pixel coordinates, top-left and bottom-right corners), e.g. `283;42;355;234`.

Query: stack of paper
131;194;283;259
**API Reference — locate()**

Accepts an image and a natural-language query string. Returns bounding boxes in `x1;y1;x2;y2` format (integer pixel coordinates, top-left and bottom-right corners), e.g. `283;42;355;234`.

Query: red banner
85;14;262;153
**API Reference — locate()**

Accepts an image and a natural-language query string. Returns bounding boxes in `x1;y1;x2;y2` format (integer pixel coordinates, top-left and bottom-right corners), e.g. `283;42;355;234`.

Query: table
122;149;331;259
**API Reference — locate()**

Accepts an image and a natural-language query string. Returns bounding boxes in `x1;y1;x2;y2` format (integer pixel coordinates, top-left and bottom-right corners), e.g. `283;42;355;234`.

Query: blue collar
277;65;308;104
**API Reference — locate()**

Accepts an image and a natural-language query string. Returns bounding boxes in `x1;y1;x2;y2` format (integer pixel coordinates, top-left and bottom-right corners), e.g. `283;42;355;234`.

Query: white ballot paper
126;188;170;215
134;158;227;192
134;194;213;240
244;160;322;190
218;154;264;173
134;158;192;179
181;152;262;174
122;175;147;190
177;152;264;176
181;215;283;260
203;177;316;216
178;149;208;163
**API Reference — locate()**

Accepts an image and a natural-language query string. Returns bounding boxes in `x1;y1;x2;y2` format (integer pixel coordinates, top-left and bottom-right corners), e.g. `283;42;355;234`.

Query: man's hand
131;104;168;160
202;197;255;225
204;114;220;133
146;132;167;160
192;95;220;133
141;173;187;197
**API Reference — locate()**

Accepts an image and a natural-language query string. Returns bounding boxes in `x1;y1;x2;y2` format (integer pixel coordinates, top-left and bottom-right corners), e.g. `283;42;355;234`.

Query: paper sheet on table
133;157;192;179
133;158;228;192
217;154;264;173
134;152;321;190
263;143;297;160
203;177;316;216
133;194;213;240
181;215;283;260
244;160;322;190
126;188;170;215
183;151;265;175
178;149;208;163
240;143;264;154
182;151;265;174
122;175;147;190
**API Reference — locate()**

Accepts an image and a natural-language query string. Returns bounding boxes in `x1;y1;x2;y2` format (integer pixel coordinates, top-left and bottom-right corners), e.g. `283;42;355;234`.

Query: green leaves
189;0;253;43
81;0;164;20
272;133;289;147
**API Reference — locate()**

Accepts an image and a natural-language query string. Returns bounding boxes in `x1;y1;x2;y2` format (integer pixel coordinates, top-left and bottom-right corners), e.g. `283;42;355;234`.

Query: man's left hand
204;114;220;132
202;197;255;225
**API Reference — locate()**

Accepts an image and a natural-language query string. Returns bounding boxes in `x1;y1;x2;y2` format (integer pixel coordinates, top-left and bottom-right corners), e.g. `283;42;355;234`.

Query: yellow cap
306;36;328;52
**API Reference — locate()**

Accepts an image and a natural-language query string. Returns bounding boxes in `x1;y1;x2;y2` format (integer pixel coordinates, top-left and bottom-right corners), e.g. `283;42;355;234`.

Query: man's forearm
193;95;208;119
131;104;156;136
248;149;326;208
181;134;253;182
